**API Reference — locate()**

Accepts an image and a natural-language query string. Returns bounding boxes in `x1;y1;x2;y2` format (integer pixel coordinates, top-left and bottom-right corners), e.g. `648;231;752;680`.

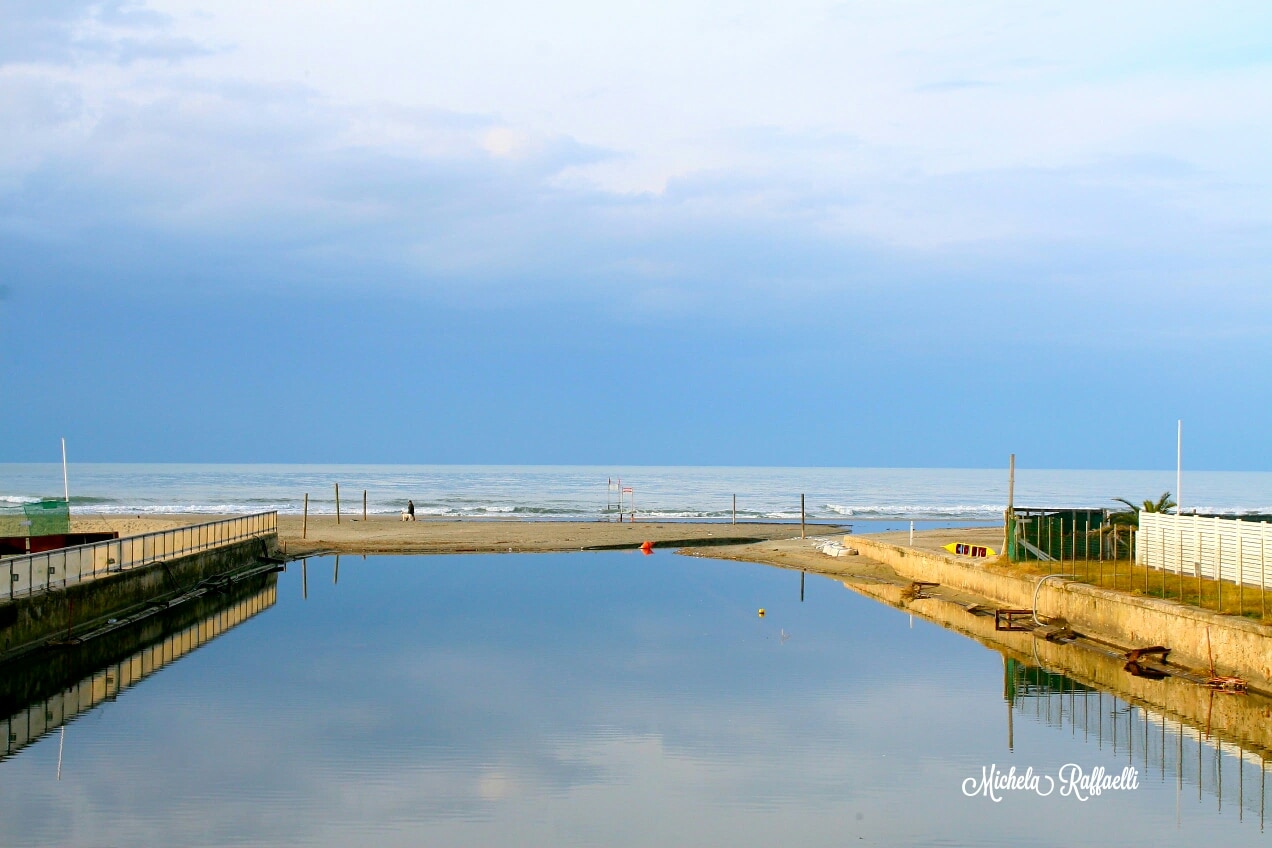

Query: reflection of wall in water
1005;657;1269;826
1;582;276;761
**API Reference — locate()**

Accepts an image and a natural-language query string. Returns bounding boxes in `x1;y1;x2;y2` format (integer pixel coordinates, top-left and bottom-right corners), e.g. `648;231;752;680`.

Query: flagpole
1176;420;1182;515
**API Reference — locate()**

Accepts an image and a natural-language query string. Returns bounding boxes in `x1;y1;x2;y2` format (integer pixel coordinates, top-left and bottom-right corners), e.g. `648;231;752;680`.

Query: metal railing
1;512;278;602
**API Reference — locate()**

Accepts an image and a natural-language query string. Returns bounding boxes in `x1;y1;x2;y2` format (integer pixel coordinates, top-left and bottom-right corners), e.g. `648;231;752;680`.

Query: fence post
335;483;341;524
1217;531;1223;612
303;494;309;539
1195;520;1202;608
1237;520;1245;618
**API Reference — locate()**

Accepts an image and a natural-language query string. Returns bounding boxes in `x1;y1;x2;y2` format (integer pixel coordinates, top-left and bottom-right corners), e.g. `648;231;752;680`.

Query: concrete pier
0;527;279;660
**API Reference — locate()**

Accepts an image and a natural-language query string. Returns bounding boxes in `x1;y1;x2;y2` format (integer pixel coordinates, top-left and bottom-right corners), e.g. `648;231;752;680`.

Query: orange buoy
640;540;654;553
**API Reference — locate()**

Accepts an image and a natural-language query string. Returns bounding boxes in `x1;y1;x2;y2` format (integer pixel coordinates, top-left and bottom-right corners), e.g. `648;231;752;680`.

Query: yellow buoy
758;608;766;617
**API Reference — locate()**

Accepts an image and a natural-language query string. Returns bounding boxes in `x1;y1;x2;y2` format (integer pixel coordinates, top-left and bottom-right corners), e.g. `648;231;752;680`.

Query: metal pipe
1033;574;1078;626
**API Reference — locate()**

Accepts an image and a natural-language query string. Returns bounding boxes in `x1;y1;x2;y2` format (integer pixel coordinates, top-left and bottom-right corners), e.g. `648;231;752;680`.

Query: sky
2;1;1271;468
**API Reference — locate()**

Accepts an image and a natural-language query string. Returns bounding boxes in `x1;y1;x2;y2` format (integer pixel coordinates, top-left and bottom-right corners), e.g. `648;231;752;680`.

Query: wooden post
1004;454;1015;559
1112;524;1118;589
1196;523;1203;609
335;483;341;524
1237;521;1245;618
1260;525;1266;619
1047;514;1053;573
1097;520;1104;587
1086;511;1093;561
1061;515;1066;568
363;490;367;522
800;494;806;540
1210;533;1221;612
1171;523;1180;602
732;494;736;525
302;493;309;539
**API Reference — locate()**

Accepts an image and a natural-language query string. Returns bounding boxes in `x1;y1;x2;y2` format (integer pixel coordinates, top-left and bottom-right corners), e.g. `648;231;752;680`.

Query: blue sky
2;1;1271;468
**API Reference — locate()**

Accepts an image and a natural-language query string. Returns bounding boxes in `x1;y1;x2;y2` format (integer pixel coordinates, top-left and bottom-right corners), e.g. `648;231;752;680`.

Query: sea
3;464;1270;529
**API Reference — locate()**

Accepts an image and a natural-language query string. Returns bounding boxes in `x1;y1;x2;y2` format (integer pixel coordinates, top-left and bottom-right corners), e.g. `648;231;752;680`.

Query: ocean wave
824;503;1004;519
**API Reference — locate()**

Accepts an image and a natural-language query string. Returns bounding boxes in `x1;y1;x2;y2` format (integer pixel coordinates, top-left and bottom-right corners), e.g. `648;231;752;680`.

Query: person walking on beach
407;499;416;521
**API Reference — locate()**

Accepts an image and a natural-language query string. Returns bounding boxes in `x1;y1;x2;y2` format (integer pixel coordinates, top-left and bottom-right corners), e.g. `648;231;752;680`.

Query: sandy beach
70;513;849;557
65;512;1000;590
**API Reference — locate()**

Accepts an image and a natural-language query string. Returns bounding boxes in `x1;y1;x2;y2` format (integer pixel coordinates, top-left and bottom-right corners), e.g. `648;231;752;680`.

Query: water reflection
2;553;1271;846
0;575;277;764
1005;657;1269;826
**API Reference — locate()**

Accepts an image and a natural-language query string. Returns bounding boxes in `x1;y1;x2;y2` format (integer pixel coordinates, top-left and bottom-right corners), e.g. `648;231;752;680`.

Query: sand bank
71;513;841;556
272;516;838;556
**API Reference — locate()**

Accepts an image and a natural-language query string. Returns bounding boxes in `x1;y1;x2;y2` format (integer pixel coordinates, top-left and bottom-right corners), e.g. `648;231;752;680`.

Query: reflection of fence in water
1;582;277;761
1005;658;1268;826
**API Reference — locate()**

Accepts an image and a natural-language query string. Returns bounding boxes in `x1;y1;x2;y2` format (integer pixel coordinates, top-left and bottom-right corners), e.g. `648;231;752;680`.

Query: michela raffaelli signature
962;764;1139;802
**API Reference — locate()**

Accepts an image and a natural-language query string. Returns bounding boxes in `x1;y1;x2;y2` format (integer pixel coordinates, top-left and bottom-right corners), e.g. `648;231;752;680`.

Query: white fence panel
1138;512;1272;590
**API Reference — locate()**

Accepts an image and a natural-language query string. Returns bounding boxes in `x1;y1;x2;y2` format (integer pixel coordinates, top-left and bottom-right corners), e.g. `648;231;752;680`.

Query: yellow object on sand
943;542;996;558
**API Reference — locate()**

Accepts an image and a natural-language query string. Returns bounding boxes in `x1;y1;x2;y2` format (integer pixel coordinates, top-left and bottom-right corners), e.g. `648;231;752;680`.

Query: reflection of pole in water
1004;656;1014;752
334;555;340;585
302;559;308;600
56;726;64;780
800;571;804;602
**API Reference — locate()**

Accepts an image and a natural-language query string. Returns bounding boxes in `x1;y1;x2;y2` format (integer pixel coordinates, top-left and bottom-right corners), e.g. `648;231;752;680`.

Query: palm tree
1109;492;1176;526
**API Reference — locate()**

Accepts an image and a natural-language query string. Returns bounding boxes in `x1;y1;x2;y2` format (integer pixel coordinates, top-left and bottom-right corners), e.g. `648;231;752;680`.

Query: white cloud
1;0;1270;318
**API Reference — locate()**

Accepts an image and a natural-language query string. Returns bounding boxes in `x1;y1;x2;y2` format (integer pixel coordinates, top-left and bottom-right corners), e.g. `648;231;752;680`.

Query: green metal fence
0;499;70;537
1007;508;1129;562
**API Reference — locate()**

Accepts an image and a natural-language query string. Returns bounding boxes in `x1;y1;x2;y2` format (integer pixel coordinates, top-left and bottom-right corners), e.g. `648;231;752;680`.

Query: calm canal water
1;551;1268;846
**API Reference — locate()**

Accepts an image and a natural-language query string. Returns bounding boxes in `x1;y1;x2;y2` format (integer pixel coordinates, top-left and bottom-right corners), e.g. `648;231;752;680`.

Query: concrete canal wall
845;534;1272;690
0;534;279;660
841;572;1272;760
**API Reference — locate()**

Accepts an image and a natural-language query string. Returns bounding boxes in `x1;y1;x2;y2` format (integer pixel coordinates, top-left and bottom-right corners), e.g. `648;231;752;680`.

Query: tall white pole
1176;420;1182;515
61;437;69;504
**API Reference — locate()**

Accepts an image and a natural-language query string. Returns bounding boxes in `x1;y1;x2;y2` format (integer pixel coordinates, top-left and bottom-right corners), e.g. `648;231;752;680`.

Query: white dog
400;509;415;521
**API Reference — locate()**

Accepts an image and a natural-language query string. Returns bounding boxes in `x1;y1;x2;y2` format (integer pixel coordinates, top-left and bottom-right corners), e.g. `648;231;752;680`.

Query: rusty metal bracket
994;609;1033;631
